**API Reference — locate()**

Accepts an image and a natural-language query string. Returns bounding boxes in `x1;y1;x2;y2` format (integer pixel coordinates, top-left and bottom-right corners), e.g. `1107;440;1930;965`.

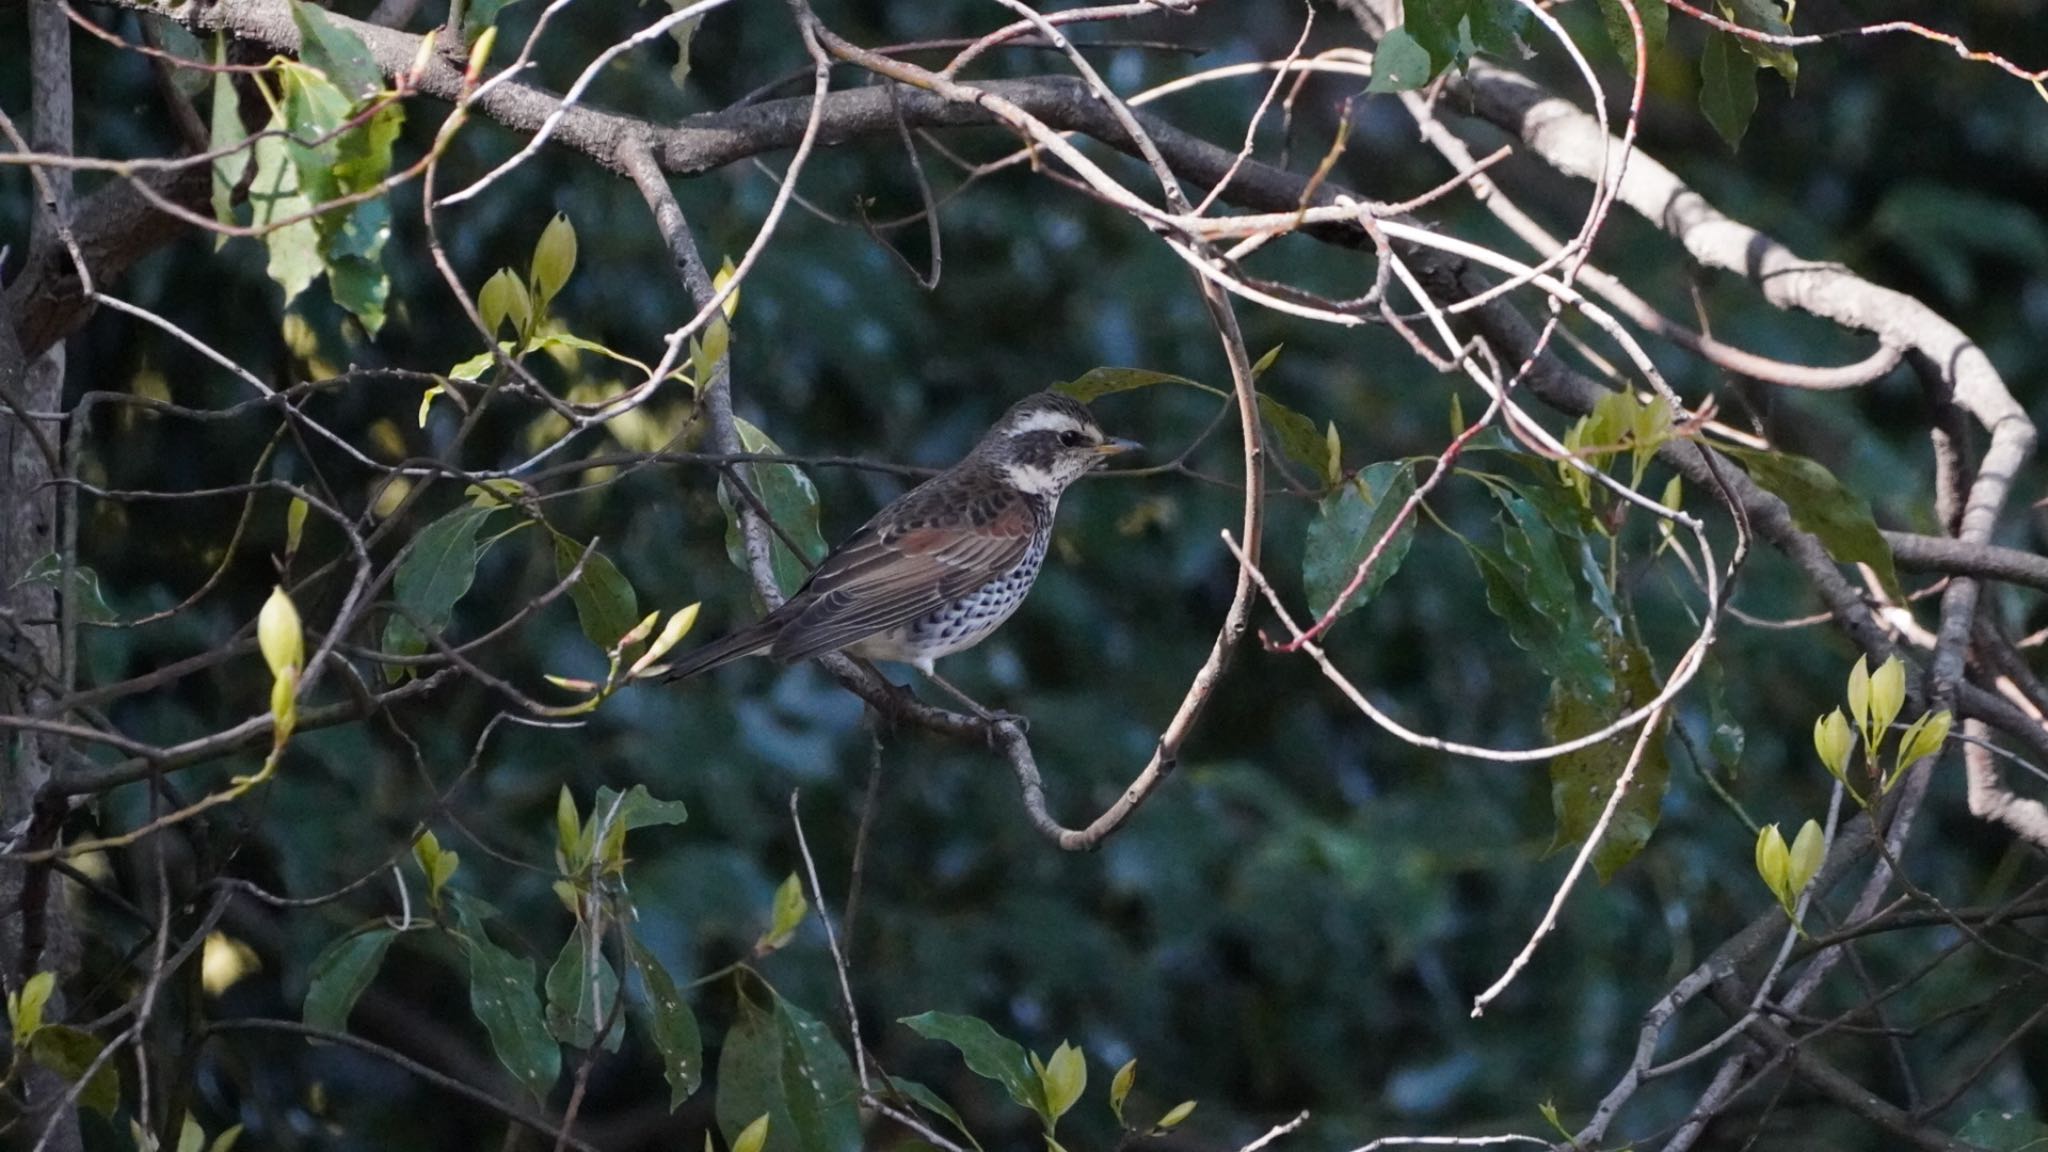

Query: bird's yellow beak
1094;437;1143;456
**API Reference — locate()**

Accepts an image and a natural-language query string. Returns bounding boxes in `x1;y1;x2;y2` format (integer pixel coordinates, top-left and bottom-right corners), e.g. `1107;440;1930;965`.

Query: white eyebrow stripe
1009;410;1092;436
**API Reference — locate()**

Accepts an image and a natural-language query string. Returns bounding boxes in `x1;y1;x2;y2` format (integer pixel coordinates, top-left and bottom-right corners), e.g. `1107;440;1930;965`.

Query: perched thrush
661;391;1139;682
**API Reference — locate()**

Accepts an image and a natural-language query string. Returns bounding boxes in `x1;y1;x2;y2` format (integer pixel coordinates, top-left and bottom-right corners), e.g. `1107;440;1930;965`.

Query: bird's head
977;391;1141;495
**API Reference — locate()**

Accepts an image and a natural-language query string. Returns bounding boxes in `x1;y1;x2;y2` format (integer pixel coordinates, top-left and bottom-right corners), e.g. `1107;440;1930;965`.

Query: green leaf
718;418;828;599
1956;1110;2048;1151
883;1076;981;1150
248;106;321;307
304;925;396;1032
13;970;54;1039
531;213;578;308
208;33;246;242
1367;26;1433;93
625;934;702;1108
462;0;526;42
1594;0;1667;72
756;873;809;955
552;537;640;650
1722;0;1797;83
775;998;862;1152
664;5;704;89
1052;367;1204;404
1464;488;1610;694
452;894;561;1103
1545;626;1670;881
1302;461;1416;621
900;1011;1046;1118
544;922;620;1050
1699;29;1759;152
30;1025;121;1117
383;504;496;664
1040;1042;1086;1124
592;784;689;832
1721;446;1902;599
277;61;400;334
1250;345;1283;380
290;0;383;99
1258;394;1329;484
16;553;116;624
718;994;861;1152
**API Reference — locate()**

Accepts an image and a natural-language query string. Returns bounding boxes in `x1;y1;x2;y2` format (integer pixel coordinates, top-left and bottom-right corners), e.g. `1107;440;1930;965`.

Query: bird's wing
766;493;1039;665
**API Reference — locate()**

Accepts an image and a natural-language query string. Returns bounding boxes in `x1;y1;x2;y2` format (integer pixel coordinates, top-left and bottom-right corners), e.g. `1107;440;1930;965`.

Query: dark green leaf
1257;394;1329;484
625;934;702;1108
1722;446;1901;599
718;418;828;599
290;0;383;100
1466;553;1609;697
544;922;620;1050
774;998;862;1152
1053;367;1203;404
303;925;396;1032
1699;29;1759;151
1366;26;1434;93
451;894;560;1102
553;538;639;650
718;993;860;1152
1872;183;2048;305
1722;0;1797;83
900;1011;1045;1118
383;504;495;663
1594;0;1667;72
592;784;689;832
1302;461;1416;621
882;1076;981;1152
1546;626;1670;881
17;554;116;624
1956;1111;2048;1152
462;0;526;41
30;1025;120;1117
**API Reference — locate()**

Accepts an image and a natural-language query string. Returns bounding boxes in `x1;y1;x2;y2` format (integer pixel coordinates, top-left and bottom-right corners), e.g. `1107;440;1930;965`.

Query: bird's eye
1057;430;1086;448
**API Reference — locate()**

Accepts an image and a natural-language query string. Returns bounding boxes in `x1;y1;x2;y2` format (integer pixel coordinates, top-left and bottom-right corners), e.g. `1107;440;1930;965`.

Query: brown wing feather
766;495;1038;664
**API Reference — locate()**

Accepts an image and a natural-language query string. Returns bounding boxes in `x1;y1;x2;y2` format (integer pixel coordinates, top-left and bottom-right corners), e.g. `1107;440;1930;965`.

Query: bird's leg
922;669;1030;735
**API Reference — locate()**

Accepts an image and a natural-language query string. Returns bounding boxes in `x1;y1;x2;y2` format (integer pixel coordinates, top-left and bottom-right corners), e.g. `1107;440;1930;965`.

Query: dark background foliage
4;0;2047;1149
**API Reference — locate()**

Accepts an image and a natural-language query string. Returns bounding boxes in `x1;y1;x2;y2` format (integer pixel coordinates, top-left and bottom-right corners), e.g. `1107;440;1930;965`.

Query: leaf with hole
544;921;621;1051
1366;26;1435;92
717;993;861;1152
451;894;561;1102
1545;625;1670;881
625;933;702;1108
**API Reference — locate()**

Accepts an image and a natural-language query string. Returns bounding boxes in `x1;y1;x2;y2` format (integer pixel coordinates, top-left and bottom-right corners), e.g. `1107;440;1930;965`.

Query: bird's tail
658;622;775;683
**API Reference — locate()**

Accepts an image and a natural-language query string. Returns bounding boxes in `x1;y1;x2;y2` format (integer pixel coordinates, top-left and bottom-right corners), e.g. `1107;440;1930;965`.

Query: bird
661;390;1139;684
